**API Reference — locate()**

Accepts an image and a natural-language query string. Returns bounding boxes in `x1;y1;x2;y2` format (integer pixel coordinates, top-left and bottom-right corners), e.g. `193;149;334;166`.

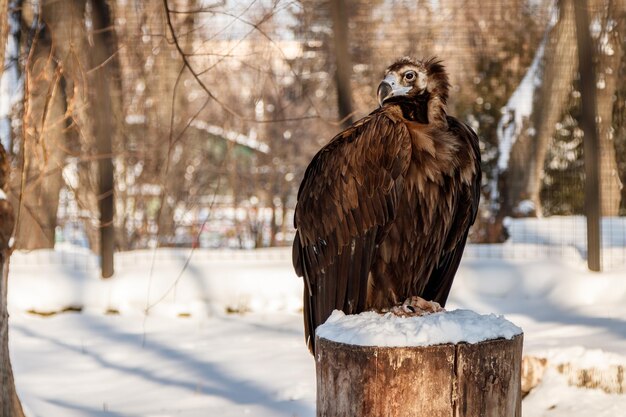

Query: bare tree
90;0;119;276
0;149;24;417
0;0;26;412
506;0;577;216
2;0;622;255
494;0;623;223
7;0;121;276
38;0;120;276
9;0;67;250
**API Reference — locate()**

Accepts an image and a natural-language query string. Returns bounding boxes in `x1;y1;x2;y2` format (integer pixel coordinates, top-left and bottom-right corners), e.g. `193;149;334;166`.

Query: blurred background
1;0;625;269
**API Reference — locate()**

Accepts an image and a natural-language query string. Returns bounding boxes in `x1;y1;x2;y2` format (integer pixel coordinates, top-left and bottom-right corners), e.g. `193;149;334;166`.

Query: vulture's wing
293;111;411;352
422;116;482;305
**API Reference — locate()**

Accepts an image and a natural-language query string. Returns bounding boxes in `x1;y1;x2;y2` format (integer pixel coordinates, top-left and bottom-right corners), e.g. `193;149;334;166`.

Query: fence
4;0;626;273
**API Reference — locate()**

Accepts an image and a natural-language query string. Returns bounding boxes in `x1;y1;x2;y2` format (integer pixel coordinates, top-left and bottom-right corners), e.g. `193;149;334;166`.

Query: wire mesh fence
1;0;624;271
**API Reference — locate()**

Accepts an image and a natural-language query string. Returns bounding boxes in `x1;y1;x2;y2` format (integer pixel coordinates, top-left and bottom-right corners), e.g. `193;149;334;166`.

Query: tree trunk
90;0;118;277
500;0;623;217
0;0;27;412
593;0;625;216
10;4;66;250
0;96;26;417
576;0;603;272
0;246;25;417
316;334;523;417
280;193;289;245
269;195;278;247
39;0;98;252
330;0;354;128
508;0;577;215
41;0;120;277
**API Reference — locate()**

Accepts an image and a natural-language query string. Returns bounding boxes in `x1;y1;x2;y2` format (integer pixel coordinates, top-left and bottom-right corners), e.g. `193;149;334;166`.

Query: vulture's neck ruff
377;57;450;126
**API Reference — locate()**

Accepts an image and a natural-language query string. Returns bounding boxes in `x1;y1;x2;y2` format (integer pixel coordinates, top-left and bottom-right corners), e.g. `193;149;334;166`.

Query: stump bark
316;334;523;417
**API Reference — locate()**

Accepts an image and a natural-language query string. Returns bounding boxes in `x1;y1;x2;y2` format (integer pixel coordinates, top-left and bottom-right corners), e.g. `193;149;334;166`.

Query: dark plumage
293;57;481;353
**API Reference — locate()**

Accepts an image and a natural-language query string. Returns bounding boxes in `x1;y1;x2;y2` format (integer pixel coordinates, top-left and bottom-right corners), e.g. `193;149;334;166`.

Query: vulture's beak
377;81;393;107
377;73;411;107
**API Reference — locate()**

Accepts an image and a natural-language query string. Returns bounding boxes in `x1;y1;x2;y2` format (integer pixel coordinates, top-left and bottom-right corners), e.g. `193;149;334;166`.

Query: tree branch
162;0;321;124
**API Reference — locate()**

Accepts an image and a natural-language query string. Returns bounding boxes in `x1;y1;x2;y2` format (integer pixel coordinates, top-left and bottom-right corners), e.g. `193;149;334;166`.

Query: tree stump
316;324;523;417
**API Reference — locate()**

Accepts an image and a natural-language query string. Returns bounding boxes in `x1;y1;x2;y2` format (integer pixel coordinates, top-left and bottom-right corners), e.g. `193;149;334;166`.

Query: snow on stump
315;310;523;417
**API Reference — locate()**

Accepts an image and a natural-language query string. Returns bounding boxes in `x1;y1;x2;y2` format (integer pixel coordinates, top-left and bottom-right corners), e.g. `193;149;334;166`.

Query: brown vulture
292;57;481;353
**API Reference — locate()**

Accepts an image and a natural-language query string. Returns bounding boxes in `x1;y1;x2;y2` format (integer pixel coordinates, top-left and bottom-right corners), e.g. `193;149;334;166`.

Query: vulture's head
377;57;449;108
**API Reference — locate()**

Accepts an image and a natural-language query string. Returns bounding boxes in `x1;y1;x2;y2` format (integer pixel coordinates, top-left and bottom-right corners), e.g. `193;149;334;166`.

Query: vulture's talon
390;296;445;317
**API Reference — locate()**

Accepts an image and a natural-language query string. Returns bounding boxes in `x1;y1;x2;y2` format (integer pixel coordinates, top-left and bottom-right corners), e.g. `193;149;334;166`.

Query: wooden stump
316;333;523;417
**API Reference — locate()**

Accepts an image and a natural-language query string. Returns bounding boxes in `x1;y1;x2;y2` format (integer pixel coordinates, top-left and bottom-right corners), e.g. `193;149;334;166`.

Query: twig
162;0;323;124
162;0;243;119
86;45;124;74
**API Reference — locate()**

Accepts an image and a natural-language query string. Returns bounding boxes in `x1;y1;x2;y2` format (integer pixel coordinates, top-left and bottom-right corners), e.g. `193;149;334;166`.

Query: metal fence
5;0;626;273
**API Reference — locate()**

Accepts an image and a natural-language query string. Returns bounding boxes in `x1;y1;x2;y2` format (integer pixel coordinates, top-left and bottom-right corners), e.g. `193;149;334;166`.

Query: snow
10;312;315;417
8;247;302;316
190;120;270;154
5;217;626;416
495;34;546;172
466;216;626;271
515;199;536;216
490;7;557;205
523;369;626;417
447;257;626;357
537;346;626;370
316;309;521;347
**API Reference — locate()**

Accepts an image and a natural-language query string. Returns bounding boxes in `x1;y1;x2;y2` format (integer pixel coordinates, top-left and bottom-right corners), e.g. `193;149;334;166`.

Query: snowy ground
6;234;626;417
11;311;315;417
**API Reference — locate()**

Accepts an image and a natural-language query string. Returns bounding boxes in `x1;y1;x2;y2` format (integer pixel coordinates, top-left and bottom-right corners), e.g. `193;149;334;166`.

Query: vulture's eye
404;71;416;81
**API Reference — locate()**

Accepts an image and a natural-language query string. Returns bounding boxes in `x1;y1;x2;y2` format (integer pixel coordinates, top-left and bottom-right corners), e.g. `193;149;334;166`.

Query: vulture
292;57;481;353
